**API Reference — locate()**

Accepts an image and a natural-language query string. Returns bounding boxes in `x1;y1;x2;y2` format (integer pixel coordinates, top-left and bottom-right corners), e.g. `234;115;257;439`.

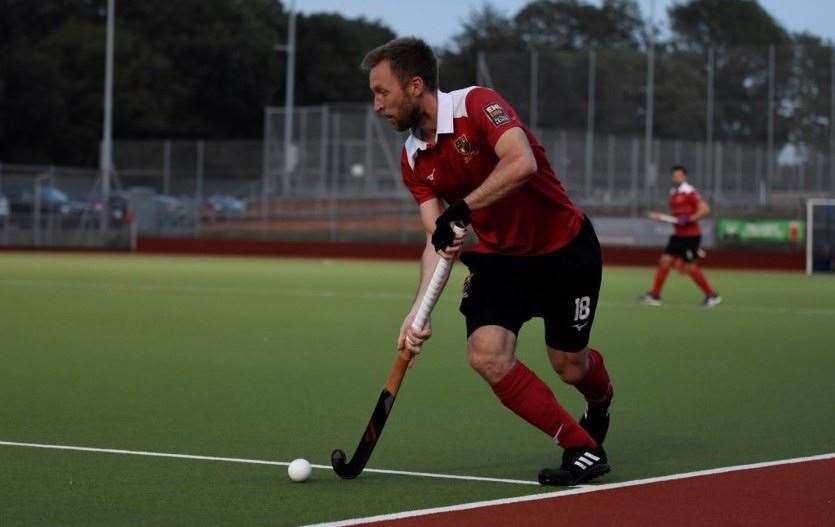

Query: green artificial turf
0;253;833;525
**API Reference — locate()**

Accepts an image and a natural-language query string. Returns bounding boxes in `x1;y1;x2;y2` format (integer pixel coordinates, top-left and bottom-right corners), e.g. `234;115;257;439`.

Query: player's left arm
429;88;535;252
688;198;711;222
462;128;537;210
429;127;536;252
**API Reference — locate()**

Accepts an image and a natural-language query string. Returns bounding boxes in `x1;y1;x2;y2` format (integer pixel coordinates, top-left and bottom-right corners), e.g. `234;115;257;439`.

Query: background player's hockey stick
331;224;466;479
646;211;679;224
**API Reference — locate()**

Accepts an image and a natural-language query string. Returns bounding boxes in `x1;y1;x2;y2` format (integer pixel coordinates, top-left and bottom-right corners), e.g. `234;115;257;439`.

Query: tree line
1;0;832;166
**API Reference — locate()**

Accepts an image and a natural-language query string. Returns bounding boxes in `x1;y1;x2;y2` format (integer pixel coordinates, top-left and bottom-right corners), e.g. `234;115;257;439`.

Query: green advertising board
718;219;804;243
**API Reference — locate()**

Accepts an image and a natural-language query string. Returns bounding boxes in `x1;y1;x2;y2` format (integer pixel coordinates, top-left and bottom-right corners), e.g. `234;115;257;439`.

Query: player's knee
550;351;589;384
467;341;513;383
659;254;673;268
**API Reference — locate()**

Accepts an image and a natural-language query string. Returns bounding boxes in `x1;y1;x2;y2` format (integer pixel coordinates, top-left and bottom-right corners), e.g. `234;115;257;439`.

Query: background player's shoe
579;404;610;445
538;446;610;486
703;293;722;308
639;292;661;306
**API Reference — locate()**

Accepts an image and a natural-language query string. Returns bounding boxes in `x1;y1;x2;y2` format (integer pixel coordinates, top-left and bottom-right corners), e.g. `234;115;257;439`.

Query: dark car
6;185;72;215
203;194;247;221
81;192;132;226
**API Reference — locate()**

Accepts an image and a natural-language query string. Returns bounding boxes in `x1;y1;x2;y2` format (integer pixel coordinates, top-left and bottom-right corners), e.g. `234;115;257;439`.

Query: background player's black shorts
458;216;602;352
664;235;701;262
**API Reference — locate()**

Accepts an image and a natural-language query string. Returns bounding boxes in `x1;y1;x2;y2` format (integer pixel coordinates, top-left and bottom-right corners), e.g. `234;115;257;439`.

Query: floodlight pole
830;47;834;193
275;0;297;196
706;47;714;186
100;0;115;232
644;0;656;200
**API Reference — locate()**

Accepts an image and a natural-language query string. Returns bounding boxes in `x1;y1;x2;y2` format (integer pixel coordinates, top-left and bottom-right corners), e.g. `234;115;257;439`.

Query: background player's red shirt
669;182;702;236
400;87;582;256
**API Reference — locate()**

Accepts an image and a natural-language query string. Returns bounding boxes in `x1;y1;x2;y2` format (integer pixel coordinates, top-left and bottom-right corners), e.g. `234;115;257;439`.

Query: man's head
671;165;688;186
361;37;438;132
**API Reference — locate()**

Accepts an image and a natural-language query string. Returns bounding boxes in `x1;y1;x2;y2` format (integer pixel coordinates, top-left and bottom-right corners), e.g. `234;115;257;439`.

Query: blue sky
295;0;835;47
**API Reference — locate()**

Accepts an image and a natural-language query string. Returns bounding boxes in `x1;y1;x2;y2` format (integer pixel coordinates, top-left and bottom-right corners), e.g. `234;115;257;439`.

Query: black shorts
664;235;701;263
459;216;602;352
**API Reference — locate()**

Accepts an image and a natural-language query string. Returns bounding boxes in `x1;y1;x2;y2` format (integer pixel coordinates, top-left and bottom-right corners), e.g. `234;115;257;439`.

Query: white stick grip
410;224;466;331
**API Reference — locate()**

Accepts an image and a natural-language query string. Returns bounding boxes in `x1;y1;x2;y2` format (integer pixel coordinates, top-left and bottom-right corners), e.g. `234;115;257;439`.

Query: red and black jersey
669;182;702;236
400;86;582;256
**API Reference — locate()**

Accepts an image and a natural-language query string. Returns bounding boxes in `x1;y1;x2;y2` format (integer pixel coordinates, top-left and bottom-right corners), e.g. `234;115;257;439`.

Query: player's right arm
397;198;464;360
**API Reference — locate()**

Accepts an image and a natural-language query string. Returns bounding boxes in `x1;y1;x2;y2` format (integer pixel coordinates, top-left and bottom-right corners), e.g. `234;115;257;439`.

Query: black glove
431;200;471;252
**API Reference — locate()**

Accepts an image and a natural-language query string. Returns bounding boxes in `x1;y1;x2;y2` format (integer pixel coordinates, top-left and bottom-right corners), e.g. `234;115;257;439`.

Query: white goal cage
806;198;835;275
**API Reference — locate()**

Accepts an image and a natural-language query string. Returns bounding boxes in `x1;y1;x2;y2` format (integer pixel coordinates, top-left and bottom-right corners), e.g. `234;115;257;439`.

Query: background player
361;37;614;485
640;165;722;307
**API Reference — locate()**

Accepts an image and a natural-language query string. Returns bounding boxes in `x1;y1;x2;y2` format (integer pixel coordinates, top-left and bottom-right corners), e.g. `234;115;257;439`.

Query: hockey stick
331;224;465;479
646;211;679;224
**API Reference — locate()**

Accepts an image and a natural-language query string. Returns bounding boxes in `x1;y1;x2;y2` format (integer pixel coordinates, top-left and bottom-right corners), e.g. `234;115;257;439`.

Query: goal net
807;199;835;275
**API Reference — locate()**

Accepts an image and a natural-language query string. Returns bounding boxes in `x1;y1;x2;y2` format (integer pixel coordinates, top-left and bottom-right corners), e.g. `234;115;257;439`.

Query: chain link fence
3;44;833;246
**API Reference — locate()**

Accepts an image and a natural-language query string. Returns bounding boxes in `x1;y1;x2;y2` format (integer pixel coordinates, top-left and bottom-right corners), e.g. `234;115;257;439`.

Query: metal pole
714;142;723;201
477;51;494;88
261;108;271;224
33;175;43;245
767;45;775;190
319;106;329;194
607;134;615;202
817;152;823;192
364;106;374;194
196;140;204;201
630;138;639;215
99;0;115;232
644;0;656;196
194;140;204;236
281;1;297;196
706;47;715;188
756;146;766;205
585;49;596;198
163;140;171;195
830;47;835;193
529;49;539;132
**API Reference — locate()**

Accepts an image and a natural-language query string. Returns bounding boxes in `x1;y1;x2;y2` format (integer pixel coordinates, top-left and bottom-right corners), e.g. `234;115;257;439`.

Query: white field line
2;278;835;316
303;452;835;527
0;440;537;486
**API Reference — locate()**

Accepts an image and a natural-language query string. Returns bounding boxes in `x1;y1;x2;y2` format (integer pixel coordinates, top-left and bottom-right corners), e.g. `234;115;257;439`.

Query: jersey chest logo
454;134;479;163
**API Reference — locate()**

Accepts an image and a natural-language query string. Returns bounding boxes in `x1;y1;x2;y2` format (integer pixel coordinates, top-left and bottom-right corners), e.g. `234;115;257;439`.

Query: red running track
361;459;835;526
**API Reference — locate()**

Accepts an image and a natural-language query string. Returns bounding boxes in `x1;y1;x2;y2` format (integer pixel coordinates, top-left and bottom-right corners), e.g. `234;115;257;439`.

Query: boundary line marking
302;452;835;526
0;440;538;486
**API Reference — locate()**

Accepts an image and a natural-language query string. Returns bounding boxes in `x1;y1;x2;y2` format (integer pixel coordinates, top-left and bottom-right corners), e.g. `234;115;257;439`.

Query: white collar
404;90;454;170
672;182;695;194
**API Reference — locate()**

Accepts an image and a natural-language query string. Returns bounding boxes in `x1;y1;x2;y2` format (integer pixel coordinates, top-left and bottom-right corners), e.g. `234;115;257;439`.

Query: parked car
204;194;247;221
81;192;132;226
6;185;72;215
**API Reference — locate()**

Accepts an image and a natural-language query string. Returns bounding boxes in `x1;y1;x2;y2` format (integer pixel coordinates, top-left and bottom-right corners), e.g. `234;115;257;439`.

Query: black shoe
579;404;610;445
538;446;610;486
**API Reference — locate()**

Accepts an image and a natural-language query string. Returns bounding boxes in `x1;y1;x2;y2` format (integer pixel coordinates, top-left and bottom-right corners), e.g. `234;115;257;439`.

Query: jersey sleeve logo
483;102;512;127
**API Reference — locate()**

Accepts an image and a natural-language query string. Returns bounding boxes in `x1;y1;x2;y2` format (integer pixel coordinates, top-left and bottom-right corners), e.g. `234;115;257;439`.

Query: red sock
574;349;613;406
651;266;670;297
689;265;715;295
491;361;596;449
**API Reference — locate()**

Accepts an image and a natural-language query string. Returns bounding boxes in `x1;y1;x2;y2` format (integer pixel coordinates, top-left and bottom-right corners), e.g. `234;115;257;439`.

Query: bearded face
369;60;423;133
391;95;422;132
